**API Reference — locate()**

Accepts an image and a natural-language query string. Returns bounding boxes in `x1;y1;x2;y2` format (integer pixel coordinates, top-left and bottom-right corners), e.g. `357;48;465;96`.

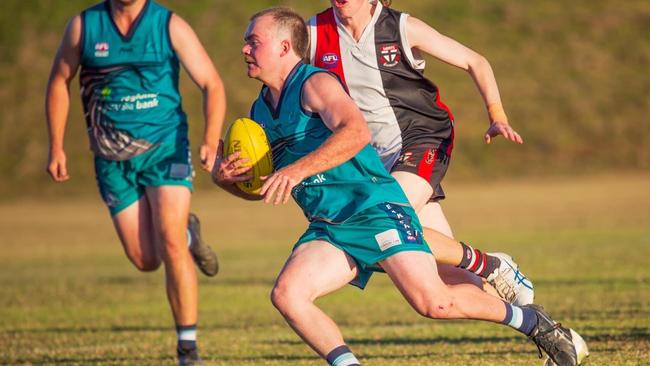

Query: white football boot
486;252;534;306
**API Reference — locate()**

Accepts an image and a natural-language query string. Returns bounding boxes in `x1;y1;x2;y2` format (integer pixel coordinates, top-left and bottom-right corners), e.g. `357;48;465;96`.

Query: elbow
205;80;224;98
467;53;490;73
202;73;226;98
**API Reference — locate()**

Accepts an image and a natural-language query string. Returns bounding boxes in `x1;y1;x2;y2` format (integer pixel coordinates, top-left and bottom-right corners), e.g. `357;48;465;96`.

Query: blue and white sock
502;303;538;336
326;345;361;366
176;324;197;350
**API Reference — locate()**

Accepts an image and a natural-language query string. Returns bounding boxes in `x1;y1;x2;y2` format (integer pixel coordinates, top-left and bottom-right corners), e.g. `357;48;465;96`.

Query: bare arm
260;72;371;204
45;15;82;182
406;16;522;144
169;13;227;172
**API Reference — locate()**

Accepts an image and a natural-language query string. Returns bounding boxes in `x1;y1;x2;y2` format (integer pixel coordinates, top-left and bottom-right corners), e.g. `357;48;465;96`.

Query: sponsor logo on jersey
100;87;112;100
94;42;109;57
320;53;340;69
378;43;401;67
311;174;327;184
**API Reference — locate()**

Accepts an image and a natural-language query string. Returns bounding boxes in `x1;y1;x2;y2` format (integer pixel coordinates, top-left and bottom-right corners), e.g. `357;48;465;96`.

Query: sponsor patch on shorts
103;191;120;208
169;163;190;179
375;229;402;251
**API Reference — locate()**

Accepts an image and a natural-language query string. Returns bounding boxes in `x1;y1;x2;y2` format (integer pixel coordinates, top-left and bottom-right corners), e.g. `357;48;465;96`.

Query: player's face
242;15;281;81
330;0;370;20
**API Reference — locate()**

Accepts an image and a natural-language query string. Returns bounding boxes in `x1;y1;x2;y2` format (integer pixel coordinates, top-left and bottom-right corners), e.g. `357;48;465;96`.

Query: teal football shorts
295;202;432;289
94;138;193;216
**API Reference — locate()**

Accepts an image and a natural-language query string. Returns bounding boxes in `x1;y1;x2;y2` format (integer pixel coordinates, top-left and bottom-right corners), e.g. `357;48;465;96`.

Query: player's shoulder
167;12;195;35
59;13;83;45
300;68;347;112
302;69;341;96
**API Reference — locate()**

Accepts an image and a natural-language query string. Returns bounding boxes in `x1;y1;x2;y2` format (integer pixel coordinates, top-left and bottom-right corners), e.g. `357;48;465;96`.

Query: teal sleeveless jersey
250;63;410;224
79;0;187;160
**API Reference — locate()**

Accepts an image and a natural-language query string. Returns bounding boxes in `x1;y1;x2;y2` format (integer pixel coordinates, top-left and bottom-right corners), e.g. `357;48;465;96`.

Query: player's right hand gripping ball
224;117;274;195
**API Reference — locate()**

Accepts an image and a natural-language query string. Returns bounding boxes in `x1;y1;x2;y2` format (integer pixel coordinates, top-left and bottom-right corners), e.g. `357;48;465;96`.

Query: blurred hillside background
1;0;648;199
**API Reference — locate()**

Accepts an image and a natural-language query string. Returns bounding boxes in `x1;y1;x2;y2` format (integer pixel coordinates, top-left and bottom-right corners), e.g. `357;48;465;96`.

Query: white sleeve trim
399;13;426;71
308;15;317;65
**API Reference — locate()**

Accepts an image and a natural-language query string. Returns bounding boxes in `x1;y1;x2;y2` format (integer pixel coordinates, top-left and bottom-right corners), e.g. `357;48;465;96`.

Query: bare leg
391;171;494;293
271;241;358;358
112;195;161;271
380;251;506;322
418;200;454;238
146;186;197;326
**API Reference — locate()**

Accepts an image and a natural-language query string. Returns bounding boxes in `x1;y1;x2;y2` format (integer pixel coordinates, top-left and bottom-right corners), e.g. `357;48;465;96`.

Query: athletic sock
502;303;538;336
326;345;361;366
457;242;501;278
176;324;197;351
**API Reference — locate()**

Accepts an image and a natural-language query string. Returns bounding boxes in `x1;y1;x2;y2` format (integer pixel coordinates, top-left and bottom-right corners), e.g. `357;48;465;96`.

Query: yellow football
223;117;274;195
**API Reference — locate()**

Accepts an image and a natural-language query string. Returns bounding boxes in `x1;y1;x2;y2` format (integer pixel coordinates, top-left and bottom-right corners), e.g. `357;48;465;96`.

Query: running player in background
45;0;224;364
308;0;531;304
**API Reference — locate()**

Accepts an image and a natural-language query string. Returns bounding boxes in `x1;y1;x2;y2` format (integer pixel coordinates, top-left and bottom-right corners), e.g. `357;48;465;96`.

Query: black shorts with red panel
391;129;454;202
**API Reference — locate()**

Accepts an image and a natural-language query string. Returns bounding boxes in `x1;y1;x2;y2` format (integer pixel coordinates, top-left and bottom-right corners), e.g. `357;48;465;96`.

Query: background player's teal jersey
79;0;186;160
251;63;410;224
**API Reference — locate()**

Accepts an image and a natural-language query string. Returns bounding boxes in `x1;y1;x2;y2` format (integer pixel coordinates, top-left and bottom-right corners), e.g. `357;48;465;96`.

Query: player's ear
280;39;291;57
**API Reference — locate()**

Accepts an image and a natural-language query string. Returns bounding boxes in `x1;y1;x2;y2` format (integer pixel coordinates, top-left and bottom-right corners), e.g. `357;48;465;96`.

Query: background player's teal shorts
295;202;432;289
94;138;193;216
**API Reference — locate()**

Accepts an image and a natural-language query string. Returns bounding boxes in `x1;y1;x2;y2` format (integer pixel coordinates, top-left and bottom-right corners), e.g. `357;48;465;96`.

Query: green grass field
1;174;649;365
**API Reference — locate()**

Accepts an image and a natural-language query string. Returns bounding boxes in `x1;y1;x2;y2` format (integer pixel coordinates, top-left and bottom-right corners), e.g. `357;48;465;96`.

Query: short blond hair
250;7;308;59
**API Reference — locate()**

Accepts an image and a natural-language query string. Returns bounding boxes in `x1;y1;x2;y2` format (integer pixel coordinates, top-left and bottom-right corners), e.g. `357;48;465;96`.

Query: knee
270;284;291;315
270;281;306;317
412;294;454;320
160;238;189;262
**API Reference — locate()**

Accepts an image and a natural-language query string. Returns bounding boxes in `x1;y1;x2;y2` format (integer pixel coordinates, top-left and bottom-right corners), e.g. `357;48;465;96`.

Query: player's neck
109;0;147;31
265;59;302;108
337;2;376;41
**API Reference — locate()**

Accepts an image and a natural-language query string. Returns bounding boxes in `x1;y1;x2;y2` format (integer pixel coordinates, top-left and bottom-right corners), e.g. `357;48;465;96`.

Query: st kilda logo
378;43;401;67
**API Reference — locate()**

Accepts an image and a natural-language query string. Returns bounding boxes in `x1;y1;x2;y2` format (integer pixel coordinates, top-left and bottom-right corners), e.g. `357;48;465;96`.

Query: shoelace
494;267;517;302
530;322;563;359
513;267;527;285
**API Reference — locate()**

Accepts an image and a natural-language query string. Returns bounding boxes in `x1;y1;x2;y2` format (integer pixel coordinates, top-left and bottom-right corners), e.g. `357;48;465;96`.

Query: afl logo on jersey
94;42;109;58
320;53;339;69
378;43;401;67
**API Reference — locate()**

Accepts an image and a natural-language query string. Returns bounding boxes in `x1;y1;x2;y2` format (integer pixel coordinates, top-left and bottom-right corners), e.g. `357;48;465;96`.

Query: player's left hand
199;142;218;172
260;165;304;205
484;122;524;144
211;140;252;186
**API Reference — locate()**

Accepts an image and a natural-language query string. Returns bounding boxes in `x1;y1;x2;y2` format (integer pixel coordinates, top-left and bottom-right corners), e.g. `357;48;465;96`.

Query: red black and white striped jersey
308;2;454;170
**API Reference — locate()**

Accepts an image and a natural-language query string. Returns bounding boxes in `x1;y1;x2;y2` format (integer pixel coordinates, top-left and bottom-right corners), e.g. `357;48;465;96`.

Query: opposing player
45;0;225;364
213;7;588;366
308;0;531;304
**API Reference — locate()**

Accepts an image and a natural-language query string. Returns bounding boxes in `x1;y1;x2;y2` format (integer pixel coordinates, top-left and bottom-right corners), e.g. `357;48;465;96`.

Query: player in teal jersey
45;0;225;364
213;8;587;366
